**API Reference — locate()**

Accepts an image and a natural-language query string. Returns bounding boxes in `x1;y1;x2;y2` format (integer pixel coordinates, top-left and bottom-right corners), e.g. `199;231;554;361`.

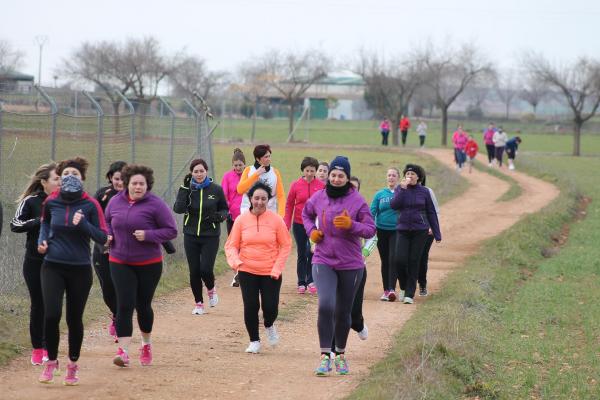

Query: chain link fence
0;84;215;315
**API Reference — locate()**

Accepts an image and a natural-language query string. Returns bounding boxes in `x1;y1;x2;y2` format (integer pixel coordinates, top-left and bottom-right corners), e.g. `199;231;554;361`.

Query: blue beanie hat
329;156;351;178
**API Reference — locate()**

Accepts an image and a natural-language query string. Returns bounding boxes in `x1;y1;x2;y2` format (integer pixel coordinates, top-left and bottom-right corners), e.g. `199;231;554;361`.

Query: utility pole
34;35;48;86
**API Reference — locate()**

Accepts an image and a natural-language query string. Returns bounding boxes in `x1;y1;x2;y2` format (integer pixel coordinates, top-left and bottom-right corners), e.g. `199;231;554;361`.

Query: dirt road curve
0;149;559;400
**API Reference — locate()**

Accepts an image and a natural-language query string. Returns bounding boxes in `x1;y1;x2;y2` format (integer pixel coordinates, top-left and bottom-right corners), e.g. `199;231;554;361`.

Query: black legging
238;271;282;342
393;230;429;299
292;222;313;286
486;144;495;163
495;146;505;166
331;267;367;351
92;248;117;316
419;135;425;147
110;262;162;337
381;131;389;146
41;261;93;362
401;130;408;146
418;235;434;289
376;228;396;291
183;234;219;303
23;256;45;349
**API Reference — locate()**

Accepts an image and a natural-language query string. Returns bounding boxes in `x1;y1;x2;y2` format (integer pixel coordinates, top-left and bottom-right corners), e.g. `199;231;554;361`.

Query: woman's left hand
333;210;352;230
72;209;84;226
133;230;145;241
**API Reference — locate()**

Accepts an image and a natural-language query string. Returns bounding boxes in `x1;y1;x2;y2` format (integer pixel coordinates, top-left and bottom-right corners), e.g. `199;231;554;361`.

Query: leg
401;130;408;146
486;144;495;164
333;269;364;352
393;231;410;292
198;236;219;291
23;256;45;349
40;262;66;361
404;231;430;299
110;262;138;338
134;262;163;335
312;264;338;353
259;275;283;328
376;228;394;291
226;217;234;236
418;235;434;289
292;223;309;287
64;265;93;362
419;135;425;147
93;249;117;316
238;271;261;342
184;234;204;303
350;268;367;332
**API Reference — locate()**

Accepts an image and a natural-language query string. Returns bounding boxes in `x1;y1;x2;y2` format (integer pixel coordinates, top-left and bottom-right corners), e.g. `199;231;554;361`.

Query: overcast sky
2;0;599;86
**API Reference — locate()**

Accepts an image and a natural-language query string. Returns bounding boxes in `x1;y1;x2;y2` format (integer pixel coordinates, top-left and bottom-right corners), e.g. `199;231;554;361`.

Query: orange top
225;209;291;278
236;166;286;217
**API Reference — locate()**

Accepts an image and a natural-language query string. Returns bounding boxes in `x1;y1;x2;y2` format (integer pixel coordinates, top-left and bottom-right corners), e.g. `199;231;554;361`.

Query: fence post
83;91;104;190
115;91;136;163
0;101;3;183
158;97;176;202
35;85;58;160
183;99;202;157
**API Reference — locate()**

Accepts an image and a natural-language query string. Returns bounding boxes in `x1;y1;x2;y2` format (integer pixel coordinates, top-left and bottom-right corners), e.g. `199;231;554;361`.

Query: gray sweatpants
312;264;364;353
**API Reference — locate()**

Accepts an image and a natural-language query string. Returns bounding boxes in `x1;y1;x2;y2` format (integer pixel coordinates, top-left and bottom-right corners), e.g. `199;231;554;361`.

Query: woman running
379;117;391;146
483;123;497;166
303;156;376;376
225;182;291;354
370;167;400;302
390;164;441;305
174;159;229;315
106;164;177;368
493;127;509;167
93;160;127;340
221;148;246;287
237;144;285;216
417;171;440;297
37;157;108;385
316;162;329;184
452;124;468;171
284;156;324;295
417;119;427;148
10;163;60;365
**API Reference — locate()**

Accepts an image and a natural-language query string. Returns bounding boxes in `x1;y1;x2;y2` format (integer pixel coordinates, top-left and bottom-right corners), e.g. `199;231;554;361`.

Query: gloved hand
333;210;352;230
206;212;225;224
183;174;192;187
310;229;324;243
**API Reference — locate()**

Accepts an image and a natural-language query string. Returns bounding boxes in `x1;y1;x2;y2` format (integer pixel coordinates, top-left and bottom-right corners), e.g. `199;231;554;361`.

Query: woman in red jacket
464;135;479;173
399;115;411;147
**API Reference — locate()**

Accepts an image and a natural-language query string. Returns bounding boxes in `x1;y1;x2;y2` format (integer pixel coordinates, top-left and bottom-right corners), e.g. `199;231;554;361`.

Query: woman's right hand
256;165;266;175
38;240;48;254
183;174;192;187
310;229;324;243
399;178;408;189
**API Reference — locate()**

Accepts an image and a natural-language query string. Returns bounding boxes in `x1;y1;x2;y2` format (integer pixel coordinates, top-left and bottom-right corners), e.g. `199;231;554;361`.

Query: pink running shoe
31;348;44;365
297;285;306;294
42;349;49;363
39;359;59;384
139;344;152;366
113;347;130;367
63;361;79;386
307;283;317;295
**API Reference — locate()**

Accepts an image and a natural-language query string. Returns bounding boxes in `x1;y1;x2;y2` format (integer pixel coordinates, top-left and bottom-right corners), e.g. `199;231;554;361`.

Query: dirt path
0;149;558;400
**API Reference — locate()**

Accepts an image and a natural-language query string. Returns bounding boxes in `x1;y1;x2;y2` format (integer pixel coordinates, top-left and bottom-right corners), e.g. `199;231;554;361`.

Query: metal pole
159;97;176;201
0;102;3;182
83;91;104;190
35;35;48;86
115;90;135;162
35;85;58;160
183;99;201;156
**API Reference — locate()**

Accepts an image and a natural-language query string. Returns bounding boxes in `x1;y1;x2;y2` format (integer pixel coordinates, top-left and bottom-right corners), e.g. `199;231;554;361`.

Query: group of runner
9;143;442;384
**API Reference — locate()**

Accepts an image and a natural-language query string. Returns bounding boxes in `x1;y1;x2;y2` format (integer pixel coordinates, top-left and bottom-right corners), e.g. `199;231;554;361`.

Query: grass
347;154;600;399
472;159;522;202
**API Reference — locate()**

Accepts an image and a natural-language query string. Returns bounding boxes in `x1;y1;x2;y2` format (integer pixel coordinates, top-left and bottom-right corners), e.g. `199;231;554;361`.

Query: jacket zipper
65;205;70;226
197;188;204;236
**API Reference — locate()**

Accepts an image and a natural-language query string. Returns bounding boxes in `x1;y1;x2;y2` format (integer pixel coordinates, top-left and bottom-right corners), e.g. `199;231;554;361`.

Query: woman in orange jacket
225;181;292;354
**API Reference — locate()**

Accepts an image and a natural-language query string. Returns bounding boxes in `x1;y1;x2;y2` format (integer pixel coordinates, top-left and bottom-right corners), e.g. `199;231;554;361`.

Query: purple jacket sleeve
302;195;317;235
349;200;376;239
390;188;406;210
425;190;442;241
144;198;178;244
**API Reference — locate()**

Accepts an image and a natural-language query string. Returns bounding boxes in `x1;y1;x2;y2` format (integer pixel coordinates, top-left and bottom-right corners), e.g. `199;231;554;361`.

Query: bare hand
256;166;266;175
38;240;48;254
72;209;84;226
133;230;145;241
399;178;408;189
428;228;433;235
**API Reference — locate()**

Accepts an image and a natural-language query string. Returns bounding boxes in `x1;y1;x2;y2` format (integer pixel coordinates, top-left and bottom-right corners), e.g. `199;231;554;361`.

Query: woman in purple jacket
390;164;441;305
105;164;178;368
302;156;376;377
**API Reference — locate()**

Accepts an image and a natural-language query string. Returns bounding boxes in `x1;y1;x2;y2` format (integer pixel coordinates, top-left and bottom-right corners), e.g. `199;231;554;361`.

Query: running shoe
42;349;49;363
192;302;205;315
307;283;317;295
297;285;306;294
266;325;280;346
245;341;261;354
403;296;414;304
388;291;397;302
334;354;349;375
113;347;130;367
315;354;332;376
139;344;152;366
357;324;368;340
231;273;240;287
380;290;390;301
207;288;219;307
63;361;79;386
419;287;428;297
39;360;59;384
31;348;44;365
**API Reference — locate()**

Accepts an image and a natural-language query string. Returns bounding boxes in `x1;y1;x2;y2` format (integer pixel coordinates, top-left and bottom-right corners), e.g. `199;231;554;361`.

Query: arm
271;217;292;278
224;218;243;269
77;201;108;245
302;196;317;235
173;187;190;214
425;191;441;241
144;200;178;243
215;186;230;221
389;188;406;210
10;197;40;233
349;200;377;239
38;201;52;246
283;182;296;229
275;169;286;217
369;192;380;220
236;167;259;195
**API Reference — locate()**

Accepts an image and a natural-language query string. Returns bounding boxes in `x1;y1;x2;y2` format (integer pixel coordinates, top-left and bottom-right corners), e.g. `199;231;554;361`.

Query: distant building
0;71;35;93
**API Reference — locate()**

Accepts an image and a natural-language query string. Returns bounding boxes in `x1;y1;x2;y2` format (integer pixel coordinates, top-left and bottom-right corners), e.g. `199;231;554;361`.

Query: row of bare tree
1;37;599;156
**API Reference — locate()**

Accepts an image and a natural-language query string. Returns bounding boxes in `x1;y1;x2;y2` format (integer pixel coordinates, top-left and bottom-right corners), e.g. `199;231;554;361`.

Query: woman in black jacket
173;158;228;315
10;162;60;366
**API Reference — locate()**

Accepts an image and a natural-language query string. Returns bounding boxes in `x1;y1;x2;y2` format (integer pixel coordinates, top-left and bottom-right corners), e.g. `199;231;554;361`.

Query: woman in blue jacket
390;164;441;304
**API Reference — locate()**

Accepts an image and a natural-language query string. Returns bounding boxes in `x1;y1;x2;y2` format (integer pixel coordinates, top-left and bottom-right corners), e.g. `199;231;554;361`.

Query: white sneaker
192;302;204;315
403;296;414;304
398;290;405;302
208;288;219;307
509;164;515;170
245;341;261;354
266;325;280;346
357;324;368;340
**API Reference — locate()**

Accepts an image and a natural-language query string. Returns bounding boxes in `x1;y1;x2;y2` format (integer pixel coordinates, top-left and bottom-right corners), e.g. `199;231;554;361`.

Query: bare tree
419;41;493;146
258;49;330;141
169;56;225;104
523;53;600;156
357;51;423;145
495;70;519;120
519;74;548;115
0;39;25;73
231;62;271;142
